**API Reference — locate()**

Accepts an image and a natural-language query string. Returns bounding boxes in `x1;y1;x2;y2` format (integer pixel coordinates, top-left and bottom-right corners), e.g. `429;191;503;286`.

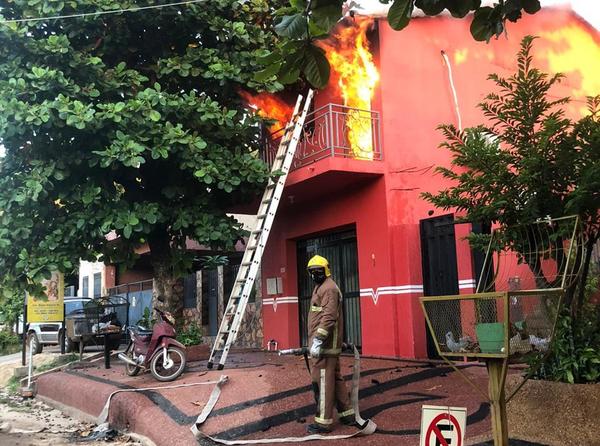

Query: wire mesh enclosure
421;216;581;360
477;216;583;293
421;290;562;359
66;296;128;339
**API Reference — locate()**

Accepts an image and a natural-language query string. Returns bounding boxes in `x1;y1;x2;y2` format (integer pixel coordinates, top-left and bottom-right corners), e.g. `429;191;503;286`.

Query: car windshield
65;300;87;315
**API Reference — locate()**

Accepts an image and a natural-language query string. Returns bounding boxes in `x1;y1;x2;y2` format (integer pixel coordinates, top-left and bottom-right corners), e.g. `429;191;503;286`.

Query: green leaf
123;226;132;239
388;0;414;31
522;0;541;14
279;65;301;85
302;44;330;88
290;0;308;9
446;0;477;18
146;213;157;224
415;0;446;16
470;7;500;42
149;110;161;122
275;14;308;39
254;62;282;82
257;51;282;66
311;5;341;33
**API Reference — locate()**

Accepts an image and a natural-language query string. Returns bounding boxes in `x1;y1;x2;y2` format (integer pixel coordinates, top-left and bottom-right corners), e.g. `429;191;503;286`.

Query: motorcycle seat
132;326;153;336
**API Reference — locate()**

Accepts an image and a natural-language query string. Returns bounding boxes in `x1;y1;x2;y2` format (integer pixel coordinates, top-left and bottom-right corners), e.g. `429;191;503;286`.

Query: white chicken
529;334;550;352
510;333;532;354
445;331;473;352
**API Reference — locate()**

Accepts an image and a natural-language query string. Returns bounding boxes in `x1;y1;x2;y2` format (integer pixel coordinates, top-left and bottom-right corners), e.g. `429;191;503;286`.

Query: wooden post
487;358;509;446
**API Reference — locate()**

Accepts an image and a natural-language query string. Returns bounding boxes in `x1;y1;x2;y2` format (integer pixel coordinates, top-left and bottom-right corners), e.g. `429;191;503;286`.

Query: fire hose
278;347;311;376
190;344;377;444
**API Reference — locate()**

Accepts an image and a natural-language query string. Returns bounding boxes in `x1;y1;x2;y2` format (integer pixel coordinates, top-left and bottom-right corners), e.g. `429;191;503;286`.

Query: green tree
259;0;541;88
423;36;600;383
0;0;283;319
0;283;24;333
423;36;600;312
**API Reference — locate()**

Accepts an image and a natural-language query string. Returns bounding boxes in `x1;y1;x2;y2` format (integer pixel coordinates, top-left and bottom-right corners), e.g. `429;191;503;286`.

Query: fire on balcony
242;17;380;170
263;103;382;170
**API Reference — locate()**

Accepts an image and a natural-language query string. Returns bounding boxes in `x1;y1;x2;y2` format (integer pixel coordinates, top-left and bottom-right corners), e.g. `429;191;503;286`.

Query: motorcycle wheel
124;344;141;377
150;347;186;382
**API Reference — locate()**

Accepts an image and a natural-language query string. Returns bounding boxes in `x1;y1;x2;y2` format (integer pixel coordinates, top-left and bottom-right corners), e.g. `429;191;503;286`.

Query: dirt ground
0;388;149;446
0;348;153;446
506;375;600;446
0;353;60;387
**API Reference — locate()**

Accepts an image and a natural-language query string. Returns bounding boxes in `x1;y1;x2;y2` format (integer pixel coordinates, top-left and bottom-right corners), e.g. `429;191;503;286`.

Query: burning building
249;3;600;359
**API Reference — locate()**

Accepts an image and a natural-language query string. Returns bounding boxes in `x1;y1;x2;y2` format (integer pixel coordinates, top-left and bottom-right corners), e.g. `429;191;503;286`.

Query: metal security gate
420;214;460;358
202;270;219;337
297;229;361;349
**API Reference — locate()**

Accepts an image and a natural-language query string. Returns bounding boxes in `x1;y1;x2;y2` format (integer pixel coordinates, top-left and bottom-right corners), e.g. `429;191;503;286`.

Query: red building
259;6;600;359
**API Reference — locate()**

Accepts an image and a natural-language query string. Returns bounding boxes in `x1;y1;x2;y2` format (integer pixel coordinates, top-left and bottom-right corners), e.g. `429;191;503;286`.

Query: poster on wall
26;271;65;323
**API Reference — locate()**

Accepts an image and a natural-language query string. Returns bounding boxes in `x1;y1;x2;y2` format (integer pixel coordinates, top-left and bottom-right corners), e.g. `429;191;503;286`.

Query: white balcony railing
263;103;382;171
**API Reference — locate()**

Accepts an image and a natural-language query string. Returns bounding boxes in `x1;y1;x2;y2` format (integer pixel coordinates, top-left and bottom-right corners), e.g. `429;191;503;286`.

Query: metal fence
422;289;563;358
263;103;382;170
107;279;153;329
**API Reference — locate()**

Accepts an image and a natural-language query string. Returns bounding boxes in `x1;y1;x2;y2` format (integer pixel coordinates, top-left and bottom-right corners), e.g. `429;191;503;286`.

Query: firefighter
306;255;356;434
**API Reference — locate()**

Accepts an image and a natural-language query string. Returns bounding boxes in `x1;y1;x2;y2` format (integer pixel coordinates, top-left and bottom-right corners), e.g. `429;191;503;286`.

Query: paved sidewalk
35;352;541;446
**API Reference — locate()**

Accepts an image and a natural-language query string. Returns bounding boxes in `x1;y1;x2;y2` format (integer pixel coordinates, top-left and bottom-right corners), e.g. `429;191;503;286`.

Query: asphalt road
0;353;22;366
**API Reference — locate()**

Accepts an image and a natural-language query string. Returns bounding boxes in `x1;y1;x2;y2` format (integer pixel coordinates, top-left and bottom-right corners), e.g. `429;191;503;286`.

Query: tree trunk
573;234;598;320
148;233;184;322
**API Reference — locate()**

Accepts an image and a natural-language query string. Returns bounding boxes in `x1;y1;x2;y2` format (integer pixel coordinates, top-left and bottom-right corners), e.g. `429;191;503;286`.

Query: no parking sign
420;405;466;446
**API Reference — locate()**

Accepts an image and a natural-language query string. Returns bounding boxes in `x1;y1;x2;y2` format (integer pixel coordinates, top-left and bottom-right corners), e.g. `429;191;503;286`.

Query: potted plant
177;321;208;361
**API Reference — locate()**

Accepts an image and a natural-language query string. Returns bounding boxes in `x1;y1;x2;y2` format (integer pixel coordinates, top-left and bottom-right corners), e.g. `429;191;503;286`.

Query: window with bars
82;276;89;298
183;273;197;309
93;272;101;298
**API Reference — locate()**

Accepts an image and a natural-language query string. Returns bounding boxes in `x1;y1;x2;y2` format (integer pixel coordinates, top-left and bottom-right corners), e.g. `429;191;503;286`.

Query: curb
36;371;199;446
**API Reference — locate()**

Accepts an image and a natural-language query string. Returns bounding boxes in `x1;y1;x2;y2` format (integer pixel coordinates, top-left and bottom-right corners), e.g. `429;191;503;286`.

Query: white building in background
78;260;107;298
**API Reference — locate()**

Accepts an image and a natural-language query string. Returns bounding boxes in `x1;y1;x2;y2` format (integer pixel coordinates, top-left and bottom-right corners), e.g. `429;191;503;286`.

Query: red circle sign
425;413;462;446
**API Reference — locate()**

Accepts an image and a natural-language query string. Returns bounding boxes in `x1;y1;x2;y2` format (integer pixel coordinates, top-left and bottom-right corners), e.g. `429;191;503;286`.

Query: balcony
263;103;382;171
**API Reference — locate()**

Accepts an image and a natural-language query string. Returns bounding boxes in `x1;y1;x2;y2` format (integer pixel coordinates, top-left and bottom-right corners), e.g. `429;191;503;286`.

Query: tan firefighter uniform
307;274;354;428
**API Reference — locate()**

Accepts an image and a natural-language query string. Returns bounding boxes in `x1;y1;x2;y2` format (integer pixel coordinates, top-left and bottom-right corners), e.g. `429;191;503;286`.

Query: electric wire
441;50;463;131
0;0;207;25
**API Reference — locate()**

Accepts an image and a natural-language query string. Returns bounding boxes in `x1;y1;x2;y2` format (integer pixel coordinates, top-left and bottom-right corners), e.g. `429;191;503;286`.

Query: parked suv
17;297;91;354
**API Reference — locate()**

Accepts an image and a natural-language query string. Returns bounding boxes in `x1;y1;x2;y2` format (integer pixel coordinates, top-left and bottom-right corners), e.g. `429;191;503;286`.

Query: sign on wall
27;271;65;323
420;405;466;446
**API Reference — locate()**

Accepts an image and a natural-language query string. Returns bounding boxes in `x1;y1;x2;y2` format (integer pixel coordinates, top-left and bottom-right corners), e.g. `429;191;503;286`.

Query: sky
570;0;600;29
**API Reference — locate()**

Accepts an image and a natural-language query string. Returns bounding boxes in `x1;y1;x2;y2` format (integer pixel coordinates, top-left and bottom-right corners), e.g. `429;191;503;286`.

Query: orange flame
319;19;380;160
239;91;293;132
540;24;600;117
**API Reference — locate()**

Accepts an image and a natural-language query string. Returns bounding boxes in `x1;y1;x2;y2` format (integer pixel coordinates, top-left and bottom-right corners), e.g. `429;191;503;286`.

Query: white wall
78;260;106;298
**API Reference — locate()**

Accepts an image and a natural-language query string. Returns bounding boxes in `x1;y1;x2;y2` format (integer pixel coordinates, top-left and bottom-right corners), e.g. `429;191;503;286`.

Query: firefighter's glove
310;338;323;359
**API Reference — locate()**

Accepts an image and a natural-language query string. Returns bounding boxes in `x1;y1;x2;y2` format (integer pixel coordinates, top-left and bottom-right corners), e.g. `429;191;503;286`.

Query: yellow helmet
307;255;331;277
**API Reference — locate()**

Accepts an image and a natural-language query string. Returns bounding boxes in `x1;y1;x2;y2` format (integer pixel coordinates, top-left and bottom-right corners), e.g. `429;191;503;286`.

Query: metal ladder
207;89;314;370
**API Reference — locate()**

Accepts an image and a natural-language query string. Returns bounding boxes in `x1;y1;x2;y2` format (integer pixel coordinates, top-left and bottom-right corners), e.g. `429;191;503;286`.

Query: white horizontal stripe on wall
458;279;476;289
359;285;424;305
263;296;298;312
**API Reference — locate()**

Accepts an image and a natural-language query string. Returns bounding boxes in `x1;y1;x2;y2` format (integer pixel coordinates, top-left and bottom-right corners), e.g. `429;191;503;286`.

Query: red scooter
118;309;187;382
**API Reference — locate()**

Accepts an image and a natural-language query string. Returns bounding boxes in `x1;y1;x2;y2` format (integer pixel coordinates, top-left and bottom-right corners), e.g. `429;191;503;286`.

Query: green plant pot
476;322;505;353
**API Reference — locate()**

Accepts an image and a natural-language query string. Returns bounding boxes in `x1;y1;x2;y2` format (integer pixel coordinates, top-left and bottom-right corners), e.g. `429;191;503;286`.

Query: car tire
27;332;43;355
59;330;75;353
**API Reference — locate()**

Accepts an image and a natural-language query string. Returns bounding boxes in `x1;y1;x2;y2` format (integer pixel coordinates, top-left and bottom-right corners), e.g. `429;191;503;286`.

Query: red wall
261;8;599;359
